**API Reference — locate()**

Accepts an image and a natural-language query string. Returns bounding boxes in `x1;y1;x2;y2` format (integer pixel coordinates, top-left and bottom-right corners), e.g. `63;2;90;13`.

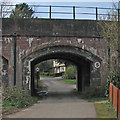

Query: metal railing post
50;5;51;19
13;33;17;86
118;9;120;22
96;7;98;21
73;6;75;20
1;5;2;18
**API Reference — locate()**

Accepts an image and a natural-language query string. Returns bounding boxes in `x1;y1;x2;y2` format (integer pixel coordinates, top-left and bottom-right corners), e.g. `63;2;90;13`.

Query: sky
1;0;120;3
1;0;119;20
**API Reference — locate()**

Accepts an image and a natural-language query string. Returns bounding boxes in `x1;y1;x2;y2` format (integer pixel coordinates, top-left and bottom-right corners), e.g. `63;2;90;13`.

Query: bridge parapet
2;18;101;38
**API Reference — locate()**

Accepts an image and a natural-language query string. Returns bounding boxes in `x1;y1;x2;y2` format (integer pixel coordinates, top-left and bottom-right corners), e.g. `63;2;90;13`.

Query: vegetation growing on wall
99;3;120;95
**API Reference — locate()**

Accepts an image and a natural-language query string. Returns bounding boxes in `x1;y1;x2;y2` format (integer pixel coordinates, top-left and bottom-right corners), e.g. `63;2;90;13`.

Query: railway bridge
2;18;108;95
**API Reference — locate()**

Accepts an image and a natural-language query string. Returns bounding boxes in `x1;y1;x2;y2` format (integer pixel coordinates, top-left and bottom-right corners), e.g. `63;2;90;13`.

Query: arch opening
22;46;101;96
31;52;91;95
33;59;78;95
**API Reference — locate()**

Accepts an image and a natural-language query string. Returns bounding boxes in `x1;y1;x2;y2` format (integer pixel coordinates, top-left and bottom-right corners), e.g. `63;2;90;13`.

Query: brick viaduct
2;18;108;94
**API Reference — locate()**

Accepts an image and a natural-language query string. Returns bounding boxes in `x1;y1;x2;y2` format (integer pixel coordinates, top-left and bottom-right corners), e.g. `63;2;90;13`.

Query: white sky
1;0;120;3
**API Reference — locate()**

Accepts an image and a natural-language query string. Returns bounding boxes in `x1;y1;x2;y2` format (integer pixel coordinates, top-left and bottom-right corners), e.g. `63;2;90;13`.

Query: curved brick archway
22;46;101;95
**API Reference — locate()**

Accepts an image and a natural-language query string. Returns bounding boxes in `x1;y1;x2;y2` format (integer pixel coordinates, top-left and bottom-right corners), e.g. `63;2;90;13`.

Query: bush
2;87;38;109
110;72;120;89
105;71;120;97
81;86;106;99
54;73;62;77
49;73;55;76
40;72;49;76
64;65;76;79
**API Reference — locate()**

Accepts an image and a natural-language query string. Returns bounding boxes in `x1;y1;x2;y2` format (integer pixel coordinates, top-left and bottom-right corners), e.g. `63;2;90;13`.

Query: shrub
54;73;62;77
64;65;76;79
105;71;120;97
2;87;38;109
40;72;49;76
49;73;55;76
110;72;120;89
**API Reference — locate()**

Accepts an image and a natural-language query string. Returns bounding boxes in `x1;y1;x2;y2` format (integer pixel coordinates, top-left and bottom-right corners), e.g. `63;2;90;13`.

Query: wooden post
118;8;120;75
112;85;113;104
117;89;119;118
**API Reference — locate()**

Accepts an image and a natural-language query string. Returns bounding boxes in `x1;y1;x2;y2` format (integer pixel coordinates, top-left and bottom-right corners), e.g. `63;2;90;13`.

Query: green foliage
99;3;118;51
2;87;38;109
87;97;108;102
64;65;76;79
54;73;63;77
105;71;120;97
41;72;49;76
60;79;76;84
49;72;55;76
110;72;120;89
40;72;55;78
95;101;116;118
10;3;34;18
37;60;54;73
81;86;105;99
40;72;64;77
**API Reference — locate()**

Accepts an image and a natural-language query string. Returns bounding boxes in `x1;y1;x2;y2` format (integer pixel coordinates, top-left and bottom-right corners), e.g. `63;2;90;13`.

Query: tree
64;65;76;79
10;3;34;18
99;3;120;95
99;3;119;73
37;60;53;73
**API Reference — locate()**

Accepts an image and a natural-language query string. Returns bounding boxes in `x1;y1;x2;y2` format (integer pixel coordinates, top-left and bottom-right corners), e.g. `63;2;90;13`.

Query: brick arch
20;36;104;60
22;45;102;95
22;45;101;62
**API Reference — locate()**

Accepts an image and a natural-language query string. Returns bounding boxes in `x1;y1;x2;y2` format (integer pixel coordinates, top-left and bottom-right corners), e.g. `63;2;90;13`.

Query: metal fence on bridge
0;4;120;21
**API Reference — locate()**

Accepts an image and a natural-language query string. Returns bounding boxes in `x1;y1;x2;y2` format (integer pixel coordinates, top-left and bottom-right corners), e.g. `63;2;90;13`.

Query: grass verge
77;91;117;119
86;97;109;102
59;79;76;84
95;101;117;118
40;75;55;78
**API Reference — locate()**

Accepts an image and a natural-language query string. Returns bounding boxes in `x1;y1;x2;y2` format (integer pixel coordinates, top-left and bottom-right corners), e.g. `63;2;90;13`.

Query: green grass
95;101;117;118
87;97;109;102
77;95;116;118
59;79;76;84
40;75;55;78
2;87;38;115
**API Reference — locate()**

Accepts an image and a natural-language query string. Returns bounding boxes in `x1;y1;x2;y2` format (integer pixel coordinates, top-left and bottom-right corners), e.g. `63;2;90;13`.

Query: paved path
5;77;97;118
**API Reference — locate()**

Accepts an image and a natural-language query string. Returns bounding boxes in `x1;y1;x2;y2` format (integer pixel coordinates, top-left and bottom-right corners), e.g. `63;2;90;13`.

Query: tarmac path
5;77;97;118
